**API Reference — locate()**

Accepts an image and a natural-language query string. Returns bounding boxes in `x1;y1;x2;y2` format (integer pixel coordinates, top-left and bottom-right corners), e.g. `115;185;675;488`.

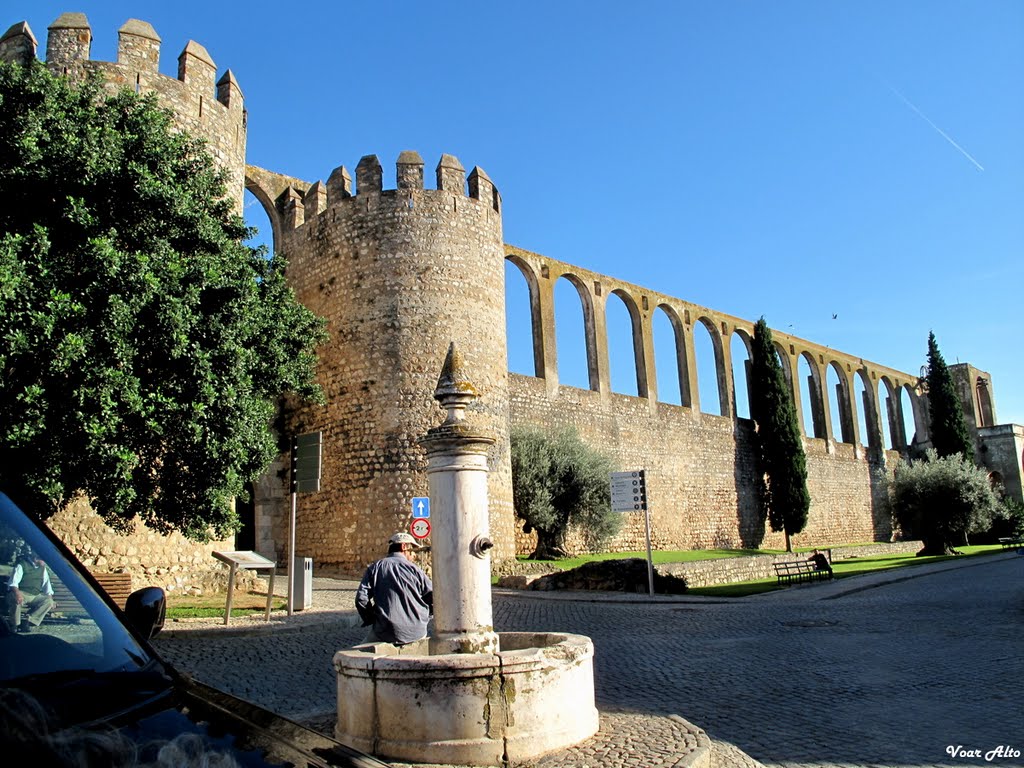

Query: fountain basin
333;631;598;765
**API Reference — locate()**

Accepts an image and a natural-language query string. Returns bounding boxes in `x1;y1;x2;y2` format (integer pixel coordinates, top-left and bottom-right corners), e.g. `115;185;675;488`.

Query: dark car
0;491;390;767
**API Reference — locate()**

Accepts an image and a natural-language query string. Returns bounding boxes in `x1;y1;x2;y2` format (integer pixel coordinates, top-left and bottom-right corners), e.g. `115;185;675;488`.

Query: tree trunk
530;527;569;561
917;534;961;557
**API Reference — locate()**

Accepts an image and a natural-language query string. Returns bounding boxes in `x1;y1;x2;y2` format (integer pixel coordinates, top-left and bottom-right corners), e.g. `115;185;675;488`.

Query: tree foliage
925;331;973;461
0;61;325;539
748;317;810;551
509;425;620;560
887;449;1000;555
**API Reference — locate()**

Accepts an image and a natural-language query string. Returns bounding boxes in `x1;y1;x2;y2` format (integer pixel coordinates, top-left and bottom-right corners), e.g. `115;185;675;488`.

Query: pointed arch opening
504;257;541;377
798;353;826;439
243;187;275;255
654;305;688;406
731;330;752;420
878;377;898;450
607;289;644;397
899;386;918;447
854;371;874;448
694;318;724;416
554;274;596;391
827;362;853;443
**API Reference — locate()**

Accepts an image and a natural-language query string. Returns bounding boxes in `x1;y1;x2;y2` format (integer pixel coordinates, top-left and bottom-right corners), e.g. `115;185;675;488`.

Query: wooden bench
772;559;832;585
998;537;1024;553
87;570;133;609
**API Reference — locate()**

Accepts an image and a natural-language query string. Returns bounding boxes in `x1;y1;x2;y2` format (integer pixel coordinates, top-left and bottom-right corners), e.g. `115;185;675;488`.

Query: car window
0;493;154;683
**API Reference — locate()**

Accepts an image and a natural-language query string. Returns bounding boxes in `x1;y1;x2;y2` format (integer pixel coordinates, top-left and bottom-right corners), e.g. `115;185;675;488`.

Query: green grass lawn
513;544;1007;598
165;592;286;620
685;545;1005;597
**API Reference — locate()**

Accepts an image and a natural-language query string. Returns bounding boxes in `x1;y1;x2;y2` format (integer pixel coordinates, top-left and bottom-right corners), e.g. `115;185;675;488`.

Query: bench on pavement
772;559;832;585
86;570;133;609
998;537;1024;553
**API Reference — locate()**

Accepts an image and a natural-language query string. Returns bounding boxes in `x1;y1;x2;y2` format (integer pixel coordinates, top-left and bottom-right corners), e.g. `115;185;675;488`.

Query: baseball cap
389;532;421;547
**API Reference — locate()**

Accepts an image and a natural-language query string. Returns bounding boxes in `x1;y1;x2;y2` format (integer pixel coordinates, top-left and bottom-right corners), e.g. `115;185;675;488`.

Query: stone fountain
333;344;599;766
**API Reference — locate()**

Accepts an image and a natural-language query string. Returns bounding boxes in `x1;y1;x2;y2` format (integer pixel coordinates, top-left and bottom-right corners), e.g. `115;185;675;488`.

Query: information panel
610;470;647;512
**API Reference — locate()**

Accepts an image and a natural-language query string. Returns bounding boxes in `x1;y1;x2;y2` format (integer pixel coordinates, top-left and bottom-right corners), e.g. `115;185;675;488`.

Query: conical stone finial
434;342;479;425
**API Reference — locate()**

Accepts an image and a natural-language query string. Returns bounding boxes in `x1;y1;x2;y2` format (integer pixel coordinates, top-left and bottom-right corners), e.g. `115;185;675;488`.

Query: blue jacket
355;552;433;644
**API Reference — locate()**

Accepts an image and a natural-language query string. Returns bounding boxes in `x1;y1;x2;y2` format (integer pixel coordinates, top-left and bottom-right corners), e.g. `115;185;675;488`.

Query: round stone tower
276;152;515;572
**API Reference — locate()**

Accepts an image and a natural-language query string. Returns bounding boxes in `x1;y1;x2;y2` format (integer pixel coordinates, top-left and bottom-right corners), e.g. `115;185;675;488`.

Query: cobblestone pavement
153;553;1024;768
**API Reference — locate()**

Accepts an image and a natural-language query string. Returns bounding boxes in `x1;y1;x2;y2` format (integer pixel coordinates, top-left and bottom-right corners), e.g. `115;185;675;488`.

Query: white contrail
886;83;984;171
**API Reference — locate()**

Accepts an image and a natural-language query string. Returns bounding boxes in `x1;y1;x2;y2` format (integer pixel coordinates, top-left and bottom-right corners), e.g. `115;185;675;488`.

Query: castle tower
274;151;512;573
0;14;247;213
276;152;516;572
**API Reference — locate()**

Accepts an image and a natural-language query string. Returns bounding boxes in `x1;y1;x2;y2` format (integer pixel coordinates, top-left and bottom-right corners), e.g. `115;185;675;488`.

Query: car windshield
0;492;156;687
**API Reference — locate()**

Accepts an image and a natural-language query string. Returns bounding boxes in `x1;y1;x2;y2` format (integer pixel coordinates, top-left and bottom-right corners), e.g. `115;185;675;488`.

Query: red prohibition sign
410;518;431;540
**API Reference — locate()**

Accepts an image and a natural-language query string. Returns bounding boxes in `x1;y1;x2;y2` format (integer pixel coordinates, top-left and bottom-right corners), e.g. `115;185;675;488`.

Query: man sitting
6;546;55;633
806;549;833;578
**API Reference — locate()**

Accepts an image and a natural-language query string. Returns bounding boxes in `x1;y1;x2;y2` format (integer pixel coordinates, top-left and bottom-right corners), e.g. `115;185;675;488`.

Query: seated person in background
806;549;833;577
6;544;55;633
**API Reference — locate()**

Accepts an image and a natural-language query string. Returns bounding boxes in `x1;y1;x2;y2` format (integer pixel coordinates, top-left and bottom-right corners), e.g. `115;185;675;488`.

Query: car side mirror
125;586;166;640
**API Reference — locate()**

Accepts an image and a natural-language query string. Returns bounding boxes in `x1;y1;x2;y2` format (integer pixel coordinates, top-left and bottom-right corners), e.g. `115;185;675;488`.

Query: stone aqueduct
501;245;929;449
4;14;1022;586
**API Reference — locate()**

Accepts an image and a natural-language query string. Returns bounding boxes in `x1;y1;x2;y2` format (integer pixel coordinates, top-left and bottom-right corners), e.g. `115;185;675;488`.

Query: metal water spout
419;342;499;654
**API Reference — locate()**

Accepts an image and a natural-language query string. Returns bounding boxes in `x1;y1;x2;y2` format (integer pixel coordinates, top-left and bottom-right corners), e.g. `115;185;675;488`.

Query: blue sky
13;2;1024;429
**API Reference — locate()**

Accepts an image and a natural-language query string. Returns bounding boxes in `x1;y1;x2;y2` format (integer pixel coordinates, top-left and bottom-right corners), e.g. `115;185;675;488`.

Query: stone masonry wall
45;496;237;595
654;541;922;588
510;374;896;557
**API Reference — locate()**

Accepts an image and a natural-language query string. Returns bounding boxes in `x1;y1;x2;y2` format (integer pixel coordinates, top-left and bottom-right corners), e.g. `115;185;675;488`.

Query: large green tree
924;331;973;461
748;317;810;551
888;450;1000;555
510;425;620;560
0;61;325;539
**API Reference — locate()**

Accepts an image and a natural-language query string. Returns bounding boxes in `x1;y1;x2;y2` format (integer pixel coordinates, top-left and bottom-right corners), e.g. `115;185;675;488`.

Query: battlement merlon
46;12;91;65
118;19;159;73
0;21;38;64
286;152;498;226
0;15;244;113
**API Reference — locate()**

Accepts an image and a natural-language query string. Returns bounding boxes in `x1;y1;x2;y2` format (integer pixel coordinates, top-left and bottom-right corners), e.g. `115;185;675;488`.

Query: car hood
115;674;391;768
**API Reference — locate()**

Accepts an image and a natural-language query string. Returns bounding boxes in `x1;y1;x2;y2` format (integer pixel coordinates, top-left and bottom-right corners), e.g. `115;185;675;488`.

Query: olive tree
510;425;620;560
888;449;1000;555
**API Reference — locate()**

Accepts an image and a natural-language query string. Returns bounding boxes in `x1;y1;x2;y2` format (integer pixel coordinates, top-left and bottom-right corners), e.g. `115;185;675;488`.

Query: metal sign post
289;431;322;615
610;470;653;596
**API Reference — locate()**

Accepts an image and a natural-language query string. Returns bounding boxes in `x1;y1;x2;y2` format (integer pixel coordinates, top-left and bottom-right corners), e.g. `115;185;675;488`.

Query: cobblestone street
154;553;1024;768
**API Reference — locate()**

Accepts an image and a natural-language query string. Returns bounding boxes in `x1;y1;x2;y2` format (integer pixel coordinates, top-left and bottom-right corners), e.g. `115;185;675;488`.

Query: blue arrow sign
411;497;430;519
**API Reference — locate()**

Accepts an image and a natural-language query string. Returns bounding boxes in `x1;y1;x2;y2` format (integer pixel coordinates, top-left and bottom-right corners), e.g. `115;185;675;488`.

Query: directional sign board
610;470;647;512
410;518;431;540
411;497;430;519
292;431;322;494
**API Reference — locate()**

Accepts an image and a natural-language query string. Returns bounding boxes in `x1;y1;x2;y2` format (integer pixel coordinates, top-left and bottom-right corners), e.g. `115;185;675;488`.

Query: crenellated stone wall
0;13;248;589
0;13;247;213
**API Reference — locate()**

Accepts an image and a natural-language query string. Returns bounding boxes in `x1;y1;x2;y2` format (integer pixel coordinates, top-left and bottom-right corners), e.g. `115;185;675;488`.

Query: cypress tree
749;318;810;551
925;332;973;462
